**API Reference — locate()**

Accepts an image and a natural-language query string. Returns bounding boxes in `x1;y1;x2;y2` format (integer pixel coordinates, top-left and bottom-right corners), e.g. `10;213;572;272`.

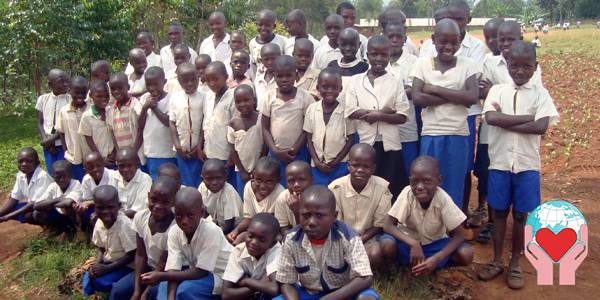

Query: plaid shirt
276;221;373;293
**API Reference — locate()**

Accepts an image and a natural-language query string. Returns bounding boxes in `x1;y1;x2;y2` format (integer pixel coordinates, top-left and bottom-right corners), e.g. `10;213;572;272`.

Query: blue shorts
488;170;541;213
43;146;64;173
176;154;203;188
380;234;451;269
272;284;379;300
311;162;348;186
420;135;468;207
268;145;310;187
415;105;423;137
82;266;133;296
466;115;477;172
72;163;85;182
401;141;419;176
234;171;247;198
473;143;490;197
110;266;158;300
8;202;28;223
146;157;177;181
157;272;215;300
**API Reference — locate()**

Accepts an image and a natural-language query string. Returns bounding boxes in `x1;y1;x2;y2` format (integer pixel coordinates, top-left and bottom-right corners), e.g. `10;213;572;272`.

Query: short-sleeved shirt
41;180;83;209
107;98;145;164
320;33;368;60
92;213;137;264
227;77;255;91
313;42;342;70
128;73;146;95
164;76;183;94
248;35;287;72
344;72;410;151
254;69;277;109
132;209;175;269
81;168;115;202
276;221;373;293
35;93;71;146
78;108;114;159
203;88;237;160
125;52;162;76
199;33;231;63
389;186;466;245
55;102;90;164
327;59;370;78
226;119;263;172
198;182;243;227
483;82;559;173
223;242;282;283
284;34;320;56
295;67;320;99
109;169;152;212
139;93;175;158
169;90;205;152
165;218;233;294
329;175;392;235
243;181;285;218
10;167;54;204
409;56;481;136
273;189;298;228
387;51;419;142
160;45;198;75
260;88;314;150
303;101;355;165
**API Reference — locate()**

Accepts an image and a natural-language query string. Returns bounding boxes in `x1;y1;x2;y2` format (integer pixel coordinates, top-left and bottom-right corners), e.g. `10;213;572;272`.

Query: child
222;213;281;300
304;68;354;185
125;31;162;76
329;144;392;270
199;11;231;63
79;80;116;167
169;62;205;188
158;163;183;188
410;19;480;207
327;28;369;77
228;157;284;244
195;54;212;92
127;48;148;98
377;7;419;56
261;55;314;182
138;66;176;180
109;147;153;218
56;76;90;181
0;148;53;224
284;9;320;55
109;176;178;300
478;41;558;289
274;186;378;300
254;43;281;108
82;185;136;296
248;9;287;75
198;159;243;234
157;187;233;299
164;44;192;93
228;84;265;195
320;2;369;60
160;22;198;75
36;68;70;172
75;152;116;226
226;50;254;90
416;7;448;58
345;35;410;199
293;38;320;99
91;60;111;83
313;14;344;70
273;161;313;233
224;31;254;82
380;156;473;274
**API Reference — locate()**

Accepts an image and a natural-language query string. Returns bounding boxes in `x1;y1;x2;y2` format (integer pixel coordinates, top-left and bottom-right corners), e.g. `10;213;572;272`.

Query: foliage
355;0;384;20
472;0;524;17
239;20;289;43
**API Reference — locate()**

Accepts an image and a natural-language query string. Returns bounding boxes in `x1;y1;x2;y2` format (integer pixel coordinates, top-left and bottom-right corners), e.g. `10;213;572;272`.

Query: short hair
258;9;276;22
205;61;228;77
137;31;155;42
318;67;342;83
202;159;226;173
93;185;119;204
498;20;522;36
158;162;179;174
484;17;505;31
152;175;179;195
145;66;165;79
336;2;355;14
231;49;250;60
90;80;109;92
506;40;537;61
339;28;360;41
384;22;407;35
254;156;280;177
169;21;184;30
116;146;141;164
176;62;196;75
250;213;280;237
19;147;39;162
446;0;471;16
433;7;448;22
52;160;72;174
411;155;440;175
91;60;110;71
71;75;88;87
195;54;212;65
302;185;336;212
109;72;128;84
378;7;407;28
287;9;307;25
173;43;190;54
367;34;391;49
129;48;146;59
272;55;296;72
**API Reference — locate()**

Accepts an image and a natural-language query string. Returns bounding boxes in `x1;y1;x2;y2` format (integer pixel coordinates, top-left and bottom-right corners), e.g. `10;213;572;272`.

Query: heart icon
536;228;577;262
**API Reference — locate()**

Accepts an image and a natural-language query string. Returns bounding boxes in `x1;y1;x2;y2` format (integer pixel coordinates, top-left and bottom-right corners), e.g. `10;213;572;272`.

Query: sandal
476;223;493;244
468;207;487;227
478;261;504;281
507;265;524;289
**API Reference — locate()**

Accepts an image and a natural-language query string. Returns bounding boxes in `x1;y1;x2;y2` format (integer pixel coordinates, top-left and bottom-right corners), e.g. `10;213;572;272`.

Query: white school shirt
248;34;287;72
344;72;410;151
483;82;559;173
303;101;355;165
226;119;263;172
160;45;198;75
78;108;114;159
203;88;237;160
404;36;420;56
10;167;54;203
222;242;282;283
125;52;162;76
165;218;233;295
198;182;243;227
164;70;183;94
320;32;368;59
109;169;152;212
41;179;82;214
225;57;255;82
273;189;298;227
139;93;175;158
313;41;343;70
199;33;231;62
169;90;205;152
93;213;137;264
81;168;115;201
55;102;91;164
387;51;419;143
253;69;277;109
284;34;321;55
242;182;285;218
35;93;71;146
132;209;175;269
409;56;481;136
295;67;320;99
128;73;146;95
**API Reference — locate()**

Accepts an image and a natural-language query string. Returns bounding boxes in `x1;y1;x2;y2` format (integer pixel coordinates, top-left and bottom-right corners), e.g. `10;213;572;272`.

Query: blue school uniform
109;266;159;300
311;162;348;186
83;267;133;296
176;154;203;188
157;272;215;300
268;145;310;187
42;146;65;173
146;157;178;181
400;141;419;176
488;170;541;213
72;163;85;182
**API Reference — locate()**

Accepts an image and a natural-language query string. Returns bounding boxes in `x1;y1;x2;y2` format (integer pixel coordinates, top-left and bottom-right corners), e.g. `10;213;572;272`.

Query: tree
576;0;600;18
473;0;524;17
355;0;384;20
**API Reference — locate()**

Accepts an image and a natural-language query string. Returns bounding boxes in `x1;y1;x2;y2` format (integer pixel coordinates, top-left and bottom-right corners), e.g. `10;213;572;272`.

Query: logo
525;200;588;285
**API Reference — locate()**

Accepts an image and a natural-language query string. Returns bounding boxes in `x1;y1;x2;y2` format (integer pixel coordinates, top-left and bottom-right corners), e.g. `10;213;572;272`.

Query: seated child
127;48;148;98
327;28;369;78
79;80;116;167
125;31;162;76
195;54;212;92
274;161;313;234
228;84;265;195
254;43;281;108
36;68;70;172
284;9;320;56
164;44;192;93
109;147;152;218
110;176;178;300
313;14;344;70
56;76;90;181
227;50;254;90
228;157;284;244
248;9;287;75
75;152;116;229
157;187;233;299
0;148;53;224
222;213;282;300
198;11;231;63
329;144;391;270
304;68;354;185
381;156;472;275
82;185;136;296
225;31;254;82
274;186;379;300
292;38;319;99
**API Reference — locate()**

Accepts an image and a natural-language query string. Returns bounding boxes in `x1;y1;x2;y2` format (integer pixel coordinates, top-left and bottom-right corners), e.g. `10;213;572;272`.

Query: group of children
0;0;559;298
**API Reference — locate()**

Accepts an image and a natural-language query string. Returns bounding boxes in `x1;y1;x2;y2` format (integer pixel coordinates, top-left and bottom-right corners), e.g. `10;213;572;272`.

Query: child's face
446;7;468;34
384;27;406;55
91;66;110;82
252;169;279;200
409;164;441;206
204;69;227;93
274;65;296;93
229;34;246;51
348;151;375;188
209;16;225;36
367;43;390;74
117;156;139;182
498;29;521;56
245;222;276;258
300;198;336;240
234;89;256;115
177;69;200;95
195;60;210;81
285;167;312;196
483;27;500;55
52;168;71;191
84;157;105;183
507;53;537;86
91;87;110;110
231;53;250;77
158;169;181;187
94;196;120;227
201;168;227;194
168;26;183;45
145;75;166;97
17;151;38;175
339;8;356;28
70;84;88;106
136;36;154;56
292;46;313;71
433;32;460;62
317;75;342;104
285;19;303;37
174;201;203;236
148;187;174;221
130;55;148;75
338;35;359;60
256;16;276;41
109;79;129;102
173;50;190;66
325;20;343;42
49;73;70;95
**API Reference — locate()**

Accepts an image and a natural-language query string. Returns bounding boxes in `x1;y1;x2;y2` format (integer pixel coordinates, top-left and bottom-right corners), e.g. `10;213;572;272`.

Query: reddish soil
0;192;42;264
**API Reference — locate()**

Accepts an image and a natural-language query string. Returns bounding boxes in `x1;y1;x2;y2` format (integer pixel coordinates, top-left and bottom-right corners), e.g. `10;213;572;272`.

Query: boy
91;60;111;83
327;28;369;76
79;81;115;167
164;44;192;93
329;144;391;270
275;186;379;300
36;68;70;172
56;76;90;181
160;22;198;75
320;2;369;60
198;159;243;234
346;35;410;199
0;148;53;224
109;147;153;218
381;156;473;275
377;7;419;56
199;11;231;63
304;68;354;185
82;185;136;296
195;54;212;92
75;152;116;226
248;9;287;75
138;66;176;180
169;63;205;187
313;14;344;70
293;38;320;99
222;213;282;300
254;43;281;108
478;41;558;289
157;187;233;299
227;50;254;90
125;31;162;76
284;9;320;55
127;48;148;98
274;161;313;233
224;31;254;82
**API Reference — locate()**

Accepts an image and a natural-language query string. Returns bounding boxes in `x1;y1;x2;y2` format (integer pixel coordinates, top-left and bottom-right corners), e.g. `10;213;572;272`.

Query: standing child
160;22;198;75
327;28;369;102
227;50;254;90
284;9;320;55
377;7;420;56
199;11;231;63
110;147;153;218
254;43;281;108
75;152;116;229
335;2;369;59
195;54;212;92
79;81;116;167
273;161;313;234
164;44;192;93
248;9;287;75
199;159;243;234
224;31;254;82
478;41;558;289
293;38;320;99
125;31;162;76
304;68;354;185
313;14;344;70
91;60;111;83
127;48;148;98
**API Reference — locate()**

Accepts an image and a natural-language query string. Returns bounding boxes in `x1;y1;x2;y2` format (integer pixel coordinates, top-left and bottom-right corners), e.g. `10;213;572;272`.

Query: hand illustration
524;224;554;285
559;224;588;285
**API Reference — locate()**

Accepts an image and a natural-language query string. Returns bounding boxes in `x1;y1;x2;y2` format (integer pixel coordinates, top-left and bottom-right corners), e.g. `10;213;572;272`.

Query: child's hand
316;161;333;173
273;148;294;162
492;102;502;112
40;136;55;148
287;193;301;214
144;97;158;109
187;146;198;159
379;107;396;114
176;147;191;160
412;257;438;276
227;231;238;243
225;157;235;168
360;111;380;124
89;262;111;278
196;148;207;161
240;170;252;183
409;244;426;267
140;271;164;286
479;79;492;97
